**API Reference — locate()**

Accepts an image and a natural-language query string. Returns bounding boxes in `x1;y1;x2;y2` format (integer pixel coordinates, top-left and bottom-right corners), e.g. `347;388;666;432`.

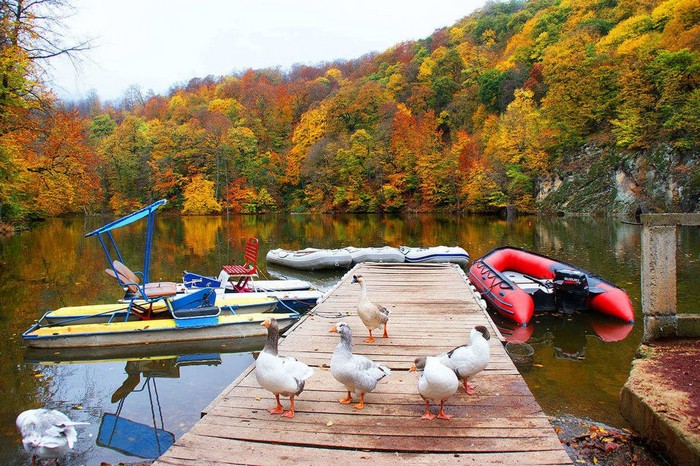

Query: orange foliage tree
389;104;453;210
20;110;101;216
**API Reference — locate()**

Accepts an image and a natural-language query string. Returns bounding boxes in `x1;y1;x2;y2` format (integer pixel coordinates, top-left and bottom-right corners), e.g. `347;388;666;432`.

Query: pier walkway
154;263;571;465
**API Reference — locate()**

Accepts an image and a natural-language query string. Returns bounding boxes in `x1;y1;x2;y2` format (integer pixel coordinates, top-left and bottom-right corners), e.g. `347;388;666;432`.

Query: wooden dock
154;263;572;465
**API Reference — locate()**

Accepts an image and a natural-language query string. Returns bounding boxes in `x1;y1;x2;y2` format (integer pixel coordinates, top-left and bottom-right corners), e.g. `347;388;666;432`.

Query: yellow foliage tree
325;68;343;82
182;175;222;215
485;89;556;211
658;0;700;51
109;193;143;216
167;94;190;123
542;29;617;146
208;98;243;122
417;56;436;81
285;103;329;185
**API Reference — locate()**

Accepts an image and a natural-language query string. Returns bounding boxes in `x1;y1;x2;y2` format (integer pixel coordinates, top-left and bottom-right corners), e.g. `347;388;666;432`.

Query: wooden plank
203;406;555;428
157;436;573;465
186;422;563;453
155;263;571;465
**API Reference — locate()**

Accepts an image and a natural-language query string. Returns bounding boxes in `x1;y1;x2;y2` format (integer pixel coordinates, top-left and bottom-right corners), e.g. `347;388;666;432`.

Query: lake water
0;213;697;465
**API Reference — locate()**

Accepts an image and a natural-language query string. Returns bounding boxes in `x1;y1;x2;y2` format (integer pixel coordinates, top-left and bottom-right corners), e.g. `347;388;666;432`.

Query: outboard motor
553;269;589;314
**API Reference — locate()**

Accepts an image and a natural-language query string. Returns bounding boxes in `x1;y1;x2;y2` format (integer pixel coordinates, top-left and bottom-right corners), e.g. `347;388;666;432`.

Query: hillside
0;0;697;223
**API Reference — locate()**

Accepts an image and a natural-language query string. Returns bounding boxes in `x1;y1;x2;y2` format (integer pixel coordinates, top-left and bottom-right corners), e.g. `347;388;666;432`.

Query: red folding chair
221;238;259;292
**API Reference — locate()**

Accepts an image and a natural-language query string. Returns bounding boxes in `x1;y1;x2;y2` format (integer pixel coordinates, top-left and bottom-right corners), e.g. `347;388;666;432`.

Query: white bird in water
16;408;89;466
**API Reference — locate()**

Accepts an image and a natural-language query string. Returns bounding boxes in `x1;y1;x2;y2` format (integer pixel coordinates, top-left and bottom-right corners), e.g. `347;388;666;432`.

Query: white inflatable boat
266;248;353;271
343;246;405;264
399;245;470;265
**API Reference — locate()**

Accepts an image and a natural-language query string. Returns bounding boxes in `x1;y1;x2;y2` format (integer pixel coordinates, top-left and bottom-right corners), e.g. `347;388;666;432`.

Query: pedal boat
42;293;279;325
22;307;299;350
182;272;322;313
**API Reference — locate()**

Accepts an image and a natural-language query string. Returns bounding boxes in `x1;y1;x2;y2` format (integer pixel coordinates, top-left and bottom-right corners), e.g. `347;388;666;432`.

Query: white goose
255;318;314;418
439;325;491;394
351;274;390;343
410;356;459;420
329;322;391;409
16;408;89;466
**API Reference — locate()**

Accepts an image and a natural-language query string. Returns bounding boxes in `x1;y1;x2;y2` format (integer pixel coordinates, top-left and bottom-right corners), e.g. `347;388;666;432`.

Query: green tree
89;113;116;144
648;49;700;151
477;69;506;113
98;115;151;211
332;129;381;211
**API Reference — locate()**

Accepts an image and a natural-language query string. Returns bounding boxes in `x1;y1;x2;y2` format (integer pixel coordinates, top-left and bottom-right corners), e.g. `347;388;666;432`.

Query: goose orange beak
329;327;338;333
261;319;271;328
409;364;417;372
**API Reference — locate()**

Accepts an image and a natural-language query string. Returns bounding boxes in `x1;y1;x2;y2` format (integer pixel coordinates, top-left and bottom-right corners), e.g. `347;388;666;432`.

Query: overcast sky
49;0;486;102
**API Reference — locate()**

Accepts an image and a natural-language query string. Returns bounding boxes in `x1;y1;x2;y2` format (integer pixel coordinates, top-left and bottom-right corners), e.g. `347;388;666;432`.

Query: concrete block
643;315;678;342
620;384;698;466
678;314;700;338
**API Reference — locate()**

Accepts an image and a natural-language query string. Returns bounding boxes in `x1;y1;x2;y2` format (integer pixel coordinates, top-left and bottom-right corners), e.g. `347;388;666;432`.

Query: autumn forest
0;0;698;228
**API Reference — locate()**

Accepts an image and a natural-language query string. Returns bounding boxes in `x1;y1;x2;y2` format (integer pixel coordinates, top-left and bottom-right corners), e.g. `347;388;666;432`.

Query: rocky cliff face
537;143;698;216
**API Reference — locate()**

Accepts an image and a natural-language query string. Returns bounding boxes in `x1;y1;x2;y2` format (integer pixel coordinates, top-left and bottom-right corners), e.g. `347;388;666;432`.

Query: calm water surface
0;213;697;465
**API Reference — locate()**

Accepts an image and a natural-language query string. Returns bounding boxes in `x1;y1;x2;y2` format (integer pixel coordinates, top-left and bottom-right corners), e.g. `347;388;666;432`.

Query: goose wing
449;341;490;377
279;355;315;380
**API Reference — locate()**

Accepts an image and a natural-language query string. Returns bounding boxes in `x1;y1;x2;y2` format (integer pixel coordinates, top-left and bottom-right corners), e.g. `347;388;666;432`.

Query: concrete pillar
641;223;677;341
640;213;700;341
641;223;677;313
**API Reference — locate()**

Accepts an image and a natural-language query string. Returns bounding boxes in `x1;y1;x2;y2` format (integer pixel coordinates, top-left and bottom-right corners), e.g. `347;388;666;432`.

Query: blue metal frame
86;199;167;285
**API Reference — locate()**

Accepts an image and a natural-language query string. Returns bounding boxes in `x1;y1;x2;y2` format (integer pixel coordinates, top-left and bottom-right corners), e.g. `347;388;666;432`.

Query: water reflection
99;358;183;459
494;311;635;362
18;339;264;465
0;214;697;465
23;336;266;365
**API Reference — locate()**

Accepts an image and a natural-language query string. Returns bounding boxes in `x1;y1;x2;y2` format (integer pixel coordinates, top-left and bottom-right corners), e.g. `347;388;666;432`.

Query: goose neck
263;323;279;355
338;330;353;353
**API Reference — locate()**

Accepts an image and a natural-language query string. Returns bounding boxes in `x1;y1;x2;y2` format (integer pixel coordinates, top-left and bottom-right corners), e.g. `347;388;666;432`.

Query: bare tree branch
0;0;94;129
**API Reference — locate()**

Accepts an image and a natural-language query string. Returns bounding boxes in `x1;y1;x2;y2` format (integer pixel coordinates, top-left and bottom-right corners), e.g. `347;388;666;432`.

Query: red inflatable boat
468;246;635;326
